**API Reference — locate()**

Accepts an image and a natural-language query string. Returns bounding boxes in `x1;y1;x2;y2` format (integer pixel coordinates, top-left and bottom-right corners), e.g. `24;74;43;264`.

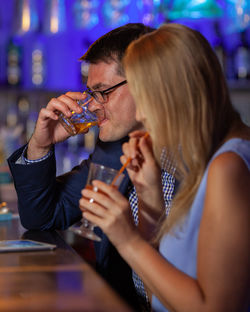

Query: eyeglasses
86;80;127;104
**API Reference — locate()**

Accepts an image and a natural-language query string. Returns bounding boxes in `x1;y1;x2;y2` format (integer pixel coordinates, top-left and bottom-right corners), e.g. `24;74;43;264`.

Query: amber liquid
85;185;94;191
85;184;118;194
74;121;98;134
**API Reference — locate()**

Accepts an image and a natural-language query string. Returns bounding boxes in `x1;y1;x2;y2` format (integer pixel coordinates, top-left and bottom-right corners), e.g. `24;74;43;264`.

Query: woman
79;24;250;311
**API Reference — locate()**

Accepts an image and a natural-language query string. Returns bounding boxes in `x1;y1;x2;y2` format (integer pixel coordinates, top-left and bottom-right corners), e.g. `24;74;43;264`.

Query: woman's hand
79;180;140;250
121;130;162;195
121;131;166;239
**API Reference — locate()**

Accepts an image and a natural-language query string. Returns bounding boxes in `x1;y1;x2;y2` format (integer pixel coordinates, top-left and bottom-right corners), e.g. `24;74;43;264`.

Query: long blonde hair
123;23;239;239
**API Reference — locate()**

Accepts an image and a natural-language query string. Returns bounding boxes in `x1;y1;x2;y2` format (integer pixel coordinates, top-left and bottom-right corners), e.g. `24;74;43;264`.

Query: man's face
87;61;143;142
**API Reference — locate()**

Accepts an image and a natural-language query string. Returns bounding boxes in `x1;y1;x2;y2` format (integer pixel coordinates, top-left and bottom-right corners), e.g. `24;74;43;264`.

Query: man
8;23;175;310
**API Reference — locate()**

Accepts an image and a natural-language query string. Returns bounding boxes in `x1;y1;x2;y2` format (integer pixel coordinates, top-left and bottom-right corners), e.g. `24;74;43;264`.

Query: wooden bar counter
0;217;132;312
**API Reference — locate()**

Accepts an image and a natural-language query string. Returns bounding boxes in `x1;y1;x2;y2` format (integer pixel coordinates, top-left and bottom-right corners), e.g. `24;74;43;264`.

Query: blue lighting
0;0;249;91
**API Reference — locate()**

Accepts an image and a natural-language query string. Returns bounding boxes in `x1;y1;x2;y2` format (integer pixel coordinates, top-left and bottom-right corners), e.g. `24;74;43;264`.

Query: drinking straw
111;132;149;186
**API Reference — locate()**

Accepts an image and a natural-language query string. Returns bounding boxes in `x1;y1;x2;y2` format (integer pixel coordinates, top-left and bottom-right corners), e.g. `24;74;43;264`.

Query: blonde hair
123;23;239;239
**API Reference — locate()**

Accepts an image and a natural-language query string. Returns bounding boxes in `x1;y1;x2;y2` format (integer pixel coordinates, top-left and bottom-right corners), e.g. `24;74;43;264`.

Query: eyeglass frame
85;80;127;104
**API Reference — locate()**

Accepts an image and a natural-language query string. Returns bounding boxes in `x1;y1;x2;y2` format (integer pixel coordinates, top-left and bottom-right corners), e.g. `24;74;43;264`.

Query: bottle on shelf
222;30;241;82
6;38;23;86
234;30;250;80
212;21;226;74
31;40;46;88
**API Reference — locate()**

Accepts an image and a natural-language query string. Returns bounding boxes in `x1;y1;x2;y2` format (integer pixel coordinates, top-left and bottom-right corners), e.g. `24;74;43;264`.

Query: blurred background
0;0;249;189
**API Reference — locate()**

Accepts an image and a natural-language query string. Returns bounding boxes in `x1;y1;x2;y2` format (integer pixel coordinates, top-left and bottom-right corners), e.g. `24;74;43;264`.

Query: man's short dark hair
80;23;155;75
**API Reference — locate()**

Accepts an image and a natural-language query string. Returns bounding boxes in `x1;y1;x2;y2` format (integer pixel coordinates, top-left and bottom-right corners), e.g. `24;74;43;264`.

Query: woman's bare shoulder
208;150;249;181
205;150;250;217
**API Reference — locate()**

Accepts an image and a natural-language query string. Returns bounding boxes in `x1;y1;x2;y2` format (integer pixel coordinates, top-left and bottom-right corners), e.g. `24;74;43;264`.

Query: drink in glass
58;94;98;136
69;162;125;241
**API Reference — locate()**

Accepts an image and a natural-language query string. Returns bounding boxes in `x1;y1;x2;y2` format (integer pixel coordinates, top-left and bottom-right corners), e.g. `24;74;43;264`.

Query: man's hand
27;92;87;160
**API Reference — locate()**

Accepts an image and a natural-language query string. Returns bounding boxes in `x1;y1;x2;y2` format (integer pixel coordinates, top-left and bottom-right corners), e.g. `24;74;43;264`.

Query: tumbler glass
58;94;98;136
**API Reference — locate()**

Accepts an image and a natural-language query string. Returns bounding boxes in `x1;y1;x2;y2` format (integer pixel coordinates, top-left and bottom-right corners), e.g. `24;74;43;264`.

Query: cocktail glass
69;162;125;242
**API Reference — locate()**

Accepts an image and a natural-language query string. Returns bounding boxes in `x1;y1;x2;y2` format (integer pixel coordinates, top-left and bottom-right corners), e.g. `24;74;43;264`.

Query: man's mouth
98;118;108;127
96;110;107;127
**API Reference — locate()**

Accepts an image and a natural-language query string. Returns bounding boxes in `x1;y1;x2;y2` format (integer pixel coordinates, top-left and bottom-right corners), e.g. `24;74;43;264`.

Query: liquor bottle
102;0;130;28
73;0;99;29
234;30;250;80
222;30;241;81
6;38;22;86
213;21;226;74
31;40;46;87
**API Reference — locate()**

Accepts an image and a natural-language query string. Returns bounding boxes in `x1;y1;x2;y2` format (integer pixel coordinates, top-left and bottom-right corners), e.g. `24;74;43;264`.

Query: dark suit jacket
8;137;139;310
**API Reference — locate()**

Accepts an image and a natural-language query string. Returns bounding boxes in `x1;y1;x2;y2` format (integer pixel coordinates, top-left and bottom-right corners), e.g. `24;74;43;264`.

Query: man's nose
88;99;103;113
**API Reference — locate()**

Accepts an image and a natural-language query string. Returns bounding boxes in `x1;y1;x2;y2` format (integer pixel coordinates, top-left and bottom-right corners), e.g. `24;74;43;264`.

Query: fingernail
82;189;89;197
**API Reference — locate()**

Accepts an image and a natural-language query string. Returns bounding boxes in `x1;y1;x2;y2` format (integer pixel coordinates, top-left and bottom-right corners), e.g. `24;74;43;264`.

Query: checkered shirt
128;170;175;311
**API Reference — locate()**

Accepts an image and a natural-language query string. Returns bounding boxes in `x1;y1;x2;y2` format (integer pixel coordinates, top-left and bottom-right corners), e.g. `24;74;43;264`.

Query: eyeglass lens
86;80;127;104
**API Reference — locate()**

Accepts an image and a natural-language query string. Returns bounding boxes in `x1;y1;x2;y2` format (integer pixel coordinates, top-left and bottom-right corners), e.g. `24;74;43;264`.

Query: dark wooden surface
0;217;132;312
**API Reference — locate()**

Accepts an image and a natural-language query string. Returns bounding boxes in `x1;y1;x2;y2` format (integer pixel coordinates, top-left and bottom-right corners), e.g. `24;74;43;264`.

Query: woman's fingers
138;135;155;164
121;141;139;171
122;136;145;169
80;183;116;212
81;181;128;211
79;181;130;231
122;134;153;171
122;138;138;160
79;181;137;249
92;181;126;203
79;196;107;218
129;130;148;138
82;210;103;226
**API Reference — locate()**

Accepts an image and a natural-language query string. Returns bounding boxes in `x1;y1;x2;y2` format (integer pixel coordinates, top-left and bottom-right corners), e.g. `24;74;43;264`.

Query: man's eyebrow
87;83;109;90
